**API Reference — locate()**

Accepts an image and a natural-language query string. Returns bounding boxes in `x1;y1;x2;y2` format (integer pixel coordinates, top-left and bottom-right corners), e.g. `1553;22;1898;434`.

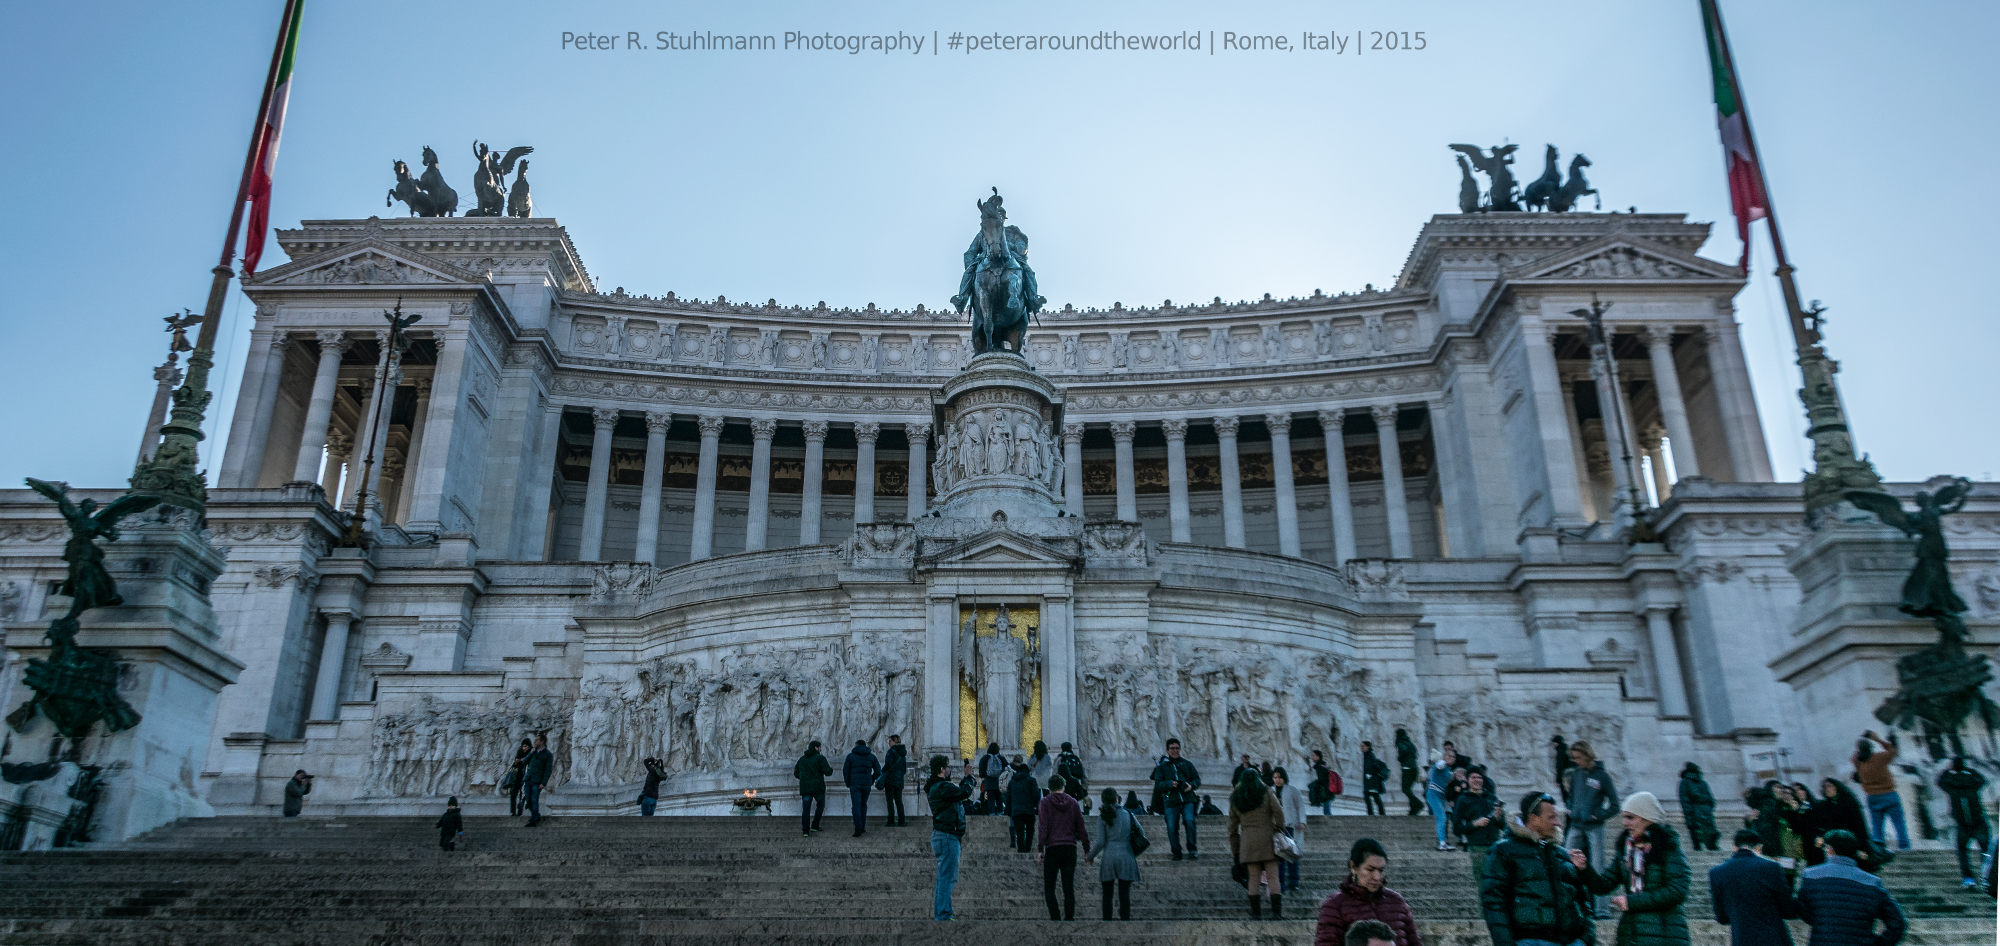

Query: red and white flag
242;0;303;276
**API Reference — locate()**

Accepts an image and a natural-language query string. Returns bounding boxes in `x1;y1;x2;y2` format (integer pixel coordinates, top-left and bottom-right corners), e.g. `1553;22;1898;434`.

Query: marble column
217;328;277;487
291;332;351;484
853;422;880;524
1266;412;1301;557
1642;326;1700;482
635;411;670;564
689;414;724;560
1643;606;1691;717
1639;426;1669;506
309;610;354;721
1316;408;1358;564
392;378;432;526
1589;354;1639;519
403;329;468;534
1522;320;1588;524
223;334;291;488
319;429;350;499
578;408;618;561
745;418;776;551
1215;416;1246;548
1162;419;1192;542
1062;423;1086;516
1374;404;1413;559
360;364;402;524
1110;421;1138;522
137;361;180;467
1704;320;1773;482
800;420;828;544
344;334;392;511
906;423;930;521
1040;593;1075;747
522;406;567;562
1558;370;1597;521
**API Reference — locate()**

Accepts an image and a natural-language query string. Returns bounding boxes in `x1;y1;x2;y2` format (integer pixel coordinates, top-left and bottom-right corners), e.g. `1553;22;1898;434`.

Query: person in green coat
1573;791;1691;946
794;740;834;836
1677;763;1719;852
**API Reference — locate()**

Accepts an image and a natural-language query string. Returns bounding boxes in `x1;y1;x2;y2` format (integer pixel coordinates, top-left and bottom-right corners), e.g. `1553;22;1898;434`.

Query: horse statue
951;189;1045;356
1551;154;1599;212
1522;144;1562;211
387;147;459;217
1456;155;1480;214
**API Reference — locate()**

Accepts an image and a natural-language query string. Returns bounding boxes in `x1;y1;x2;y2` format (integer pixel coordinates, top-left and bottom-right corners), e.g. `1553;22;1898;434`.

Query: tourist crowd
382;722;1989;944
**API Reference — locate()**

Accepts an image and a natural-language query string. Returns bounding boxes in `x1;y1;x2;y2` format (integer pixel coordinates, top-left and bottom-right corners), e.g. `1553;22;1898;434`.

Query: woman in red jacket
1316;837;1423;946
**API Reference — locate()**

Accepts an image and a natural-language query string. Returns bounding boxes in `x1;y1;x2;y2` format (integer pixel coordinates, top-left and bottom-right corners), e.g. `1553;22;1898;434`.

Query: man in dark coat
1361;741;1391;817
1711;828;1801;946
1679;763;1720;851
522;736;554;827
1150;738;1202;860
1481;791;1594;946
282;770;312;817
879;735;909;827
794;740;833;836
843;740;881;837
1936;756;1990;886
1395;728;1421;816
1055;741;1087;799
1798;830;1905;946
1006;756;1041;852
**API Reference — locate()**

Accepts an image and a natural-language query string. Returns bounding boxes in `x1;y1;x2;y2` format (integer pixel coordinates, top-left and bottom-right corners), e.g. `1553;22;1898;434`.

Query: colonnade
559;403;1433;566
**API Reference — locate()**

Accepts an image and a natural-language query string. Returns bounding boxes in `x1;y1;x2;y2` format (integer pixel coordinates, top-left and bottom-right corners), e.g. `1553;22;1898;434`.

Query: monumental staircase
0;811;1990;945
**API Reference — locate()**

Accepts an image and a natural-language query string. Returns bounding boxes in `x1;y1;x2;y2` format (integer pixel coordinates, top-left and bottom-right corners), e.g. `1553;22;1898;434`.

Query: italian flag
1701;0;1770;271
242;0;304;276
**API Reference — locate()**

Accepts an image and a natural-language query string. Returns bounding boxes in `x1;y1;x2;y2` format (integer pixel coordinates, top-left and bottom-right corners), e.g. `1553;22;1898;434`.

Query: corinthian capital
591;408;620;430
1370;404;1400;428
1161;418;1189;442
1212;416;1241;438
697;414;726;438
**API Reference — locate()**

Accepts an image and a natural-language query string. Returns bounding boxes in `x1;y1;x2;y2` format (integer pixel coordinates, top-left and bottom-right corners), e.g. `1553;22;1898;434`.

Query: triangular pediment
248;237;484;288
919;528;1077;569
1510;234;1742;282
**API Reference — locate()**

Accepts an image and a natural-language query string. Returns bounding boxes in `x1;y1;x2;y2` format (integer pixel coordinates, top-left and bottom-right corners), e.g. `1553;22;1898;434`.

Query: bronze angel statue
26;478;161;621
1846;477;1973;620
467;141;533;217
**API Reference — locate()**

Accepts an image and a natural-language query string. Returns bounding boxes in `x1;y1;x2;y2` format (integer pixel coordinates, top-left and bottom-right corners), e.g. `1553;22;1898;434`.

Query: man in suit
1711;828;1801;946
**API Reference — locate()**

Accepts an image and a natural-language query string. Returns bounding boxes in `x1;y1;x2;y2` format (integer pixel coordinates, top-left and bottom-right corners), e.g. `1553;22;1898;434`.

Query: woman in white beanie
1568;791;1691;946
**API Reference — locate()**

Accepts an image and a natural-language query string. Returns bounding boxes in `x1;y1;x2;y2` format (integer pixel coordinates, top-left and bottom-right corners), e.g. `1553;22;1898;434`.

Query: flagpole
130;0;301;513
1703;0;1879;519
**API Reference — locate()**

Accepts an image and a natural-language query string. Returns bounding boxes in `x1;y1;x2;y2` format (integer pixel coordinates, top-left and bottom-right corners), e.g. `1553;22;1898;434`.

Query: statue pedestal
0;507;242;845
931;352;1066;524
1776;516;1995;771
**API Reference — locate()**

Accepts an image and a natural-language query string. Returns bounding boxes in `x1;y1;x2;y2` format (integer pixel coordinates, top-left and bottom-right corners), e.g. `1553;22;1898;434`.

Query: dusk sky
2;0;1994;489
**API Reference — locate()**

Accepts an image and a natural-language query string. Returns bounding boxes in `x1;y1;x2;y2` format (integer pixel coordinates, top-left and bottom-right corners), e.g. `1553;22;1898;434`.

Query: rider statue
951;191;1045;323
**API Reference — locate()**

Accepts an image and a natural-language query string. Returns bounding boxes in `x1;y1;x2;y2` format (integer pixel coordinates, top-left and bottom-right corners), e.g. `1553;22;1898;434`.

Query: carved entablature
273;216;593;292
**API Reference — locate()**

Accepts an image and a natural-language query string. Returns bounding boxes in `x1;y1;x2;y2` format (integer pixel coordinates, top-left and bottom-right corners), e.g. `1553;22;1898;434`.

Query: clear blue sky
2;0;1994;490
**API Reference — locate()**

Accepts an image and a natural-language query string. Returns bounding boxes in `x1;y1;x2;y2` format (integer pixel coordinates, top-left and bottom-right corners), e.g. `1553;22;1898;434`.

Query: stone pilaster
1374;404;1413;558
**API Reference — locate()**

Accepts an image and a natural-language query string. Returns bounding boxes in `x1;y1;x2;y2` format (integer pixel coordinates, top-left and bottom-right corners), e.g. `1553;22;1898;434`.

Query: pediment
1511;234;1742;282
248;238;484;288
920;528;1077;569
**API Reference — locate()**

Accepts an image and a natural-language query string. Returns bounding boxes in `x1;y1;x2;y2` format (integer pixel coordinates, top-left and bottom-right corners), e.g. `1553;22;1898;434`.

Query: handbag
1273;828;1301;863
1128;811;1152;856
500;769;521;792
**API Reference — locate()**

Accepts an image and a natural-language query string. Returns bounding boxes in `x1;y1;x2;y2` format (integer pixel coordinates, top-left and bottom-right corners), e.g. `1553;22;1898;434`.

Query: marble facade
3;210;1996;833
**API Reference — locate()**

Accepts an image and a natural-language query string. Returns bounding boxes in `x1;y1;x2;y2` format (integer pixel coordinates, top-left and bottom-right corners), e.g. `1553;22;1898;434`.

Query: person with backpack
1678;762;1719;851
1056;741;1088;799
1937;756;1991;888
1361;742;1390;817
978;742;1008;815
843;739;881;837
1310;749;1341;817
1091;785;1145;920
